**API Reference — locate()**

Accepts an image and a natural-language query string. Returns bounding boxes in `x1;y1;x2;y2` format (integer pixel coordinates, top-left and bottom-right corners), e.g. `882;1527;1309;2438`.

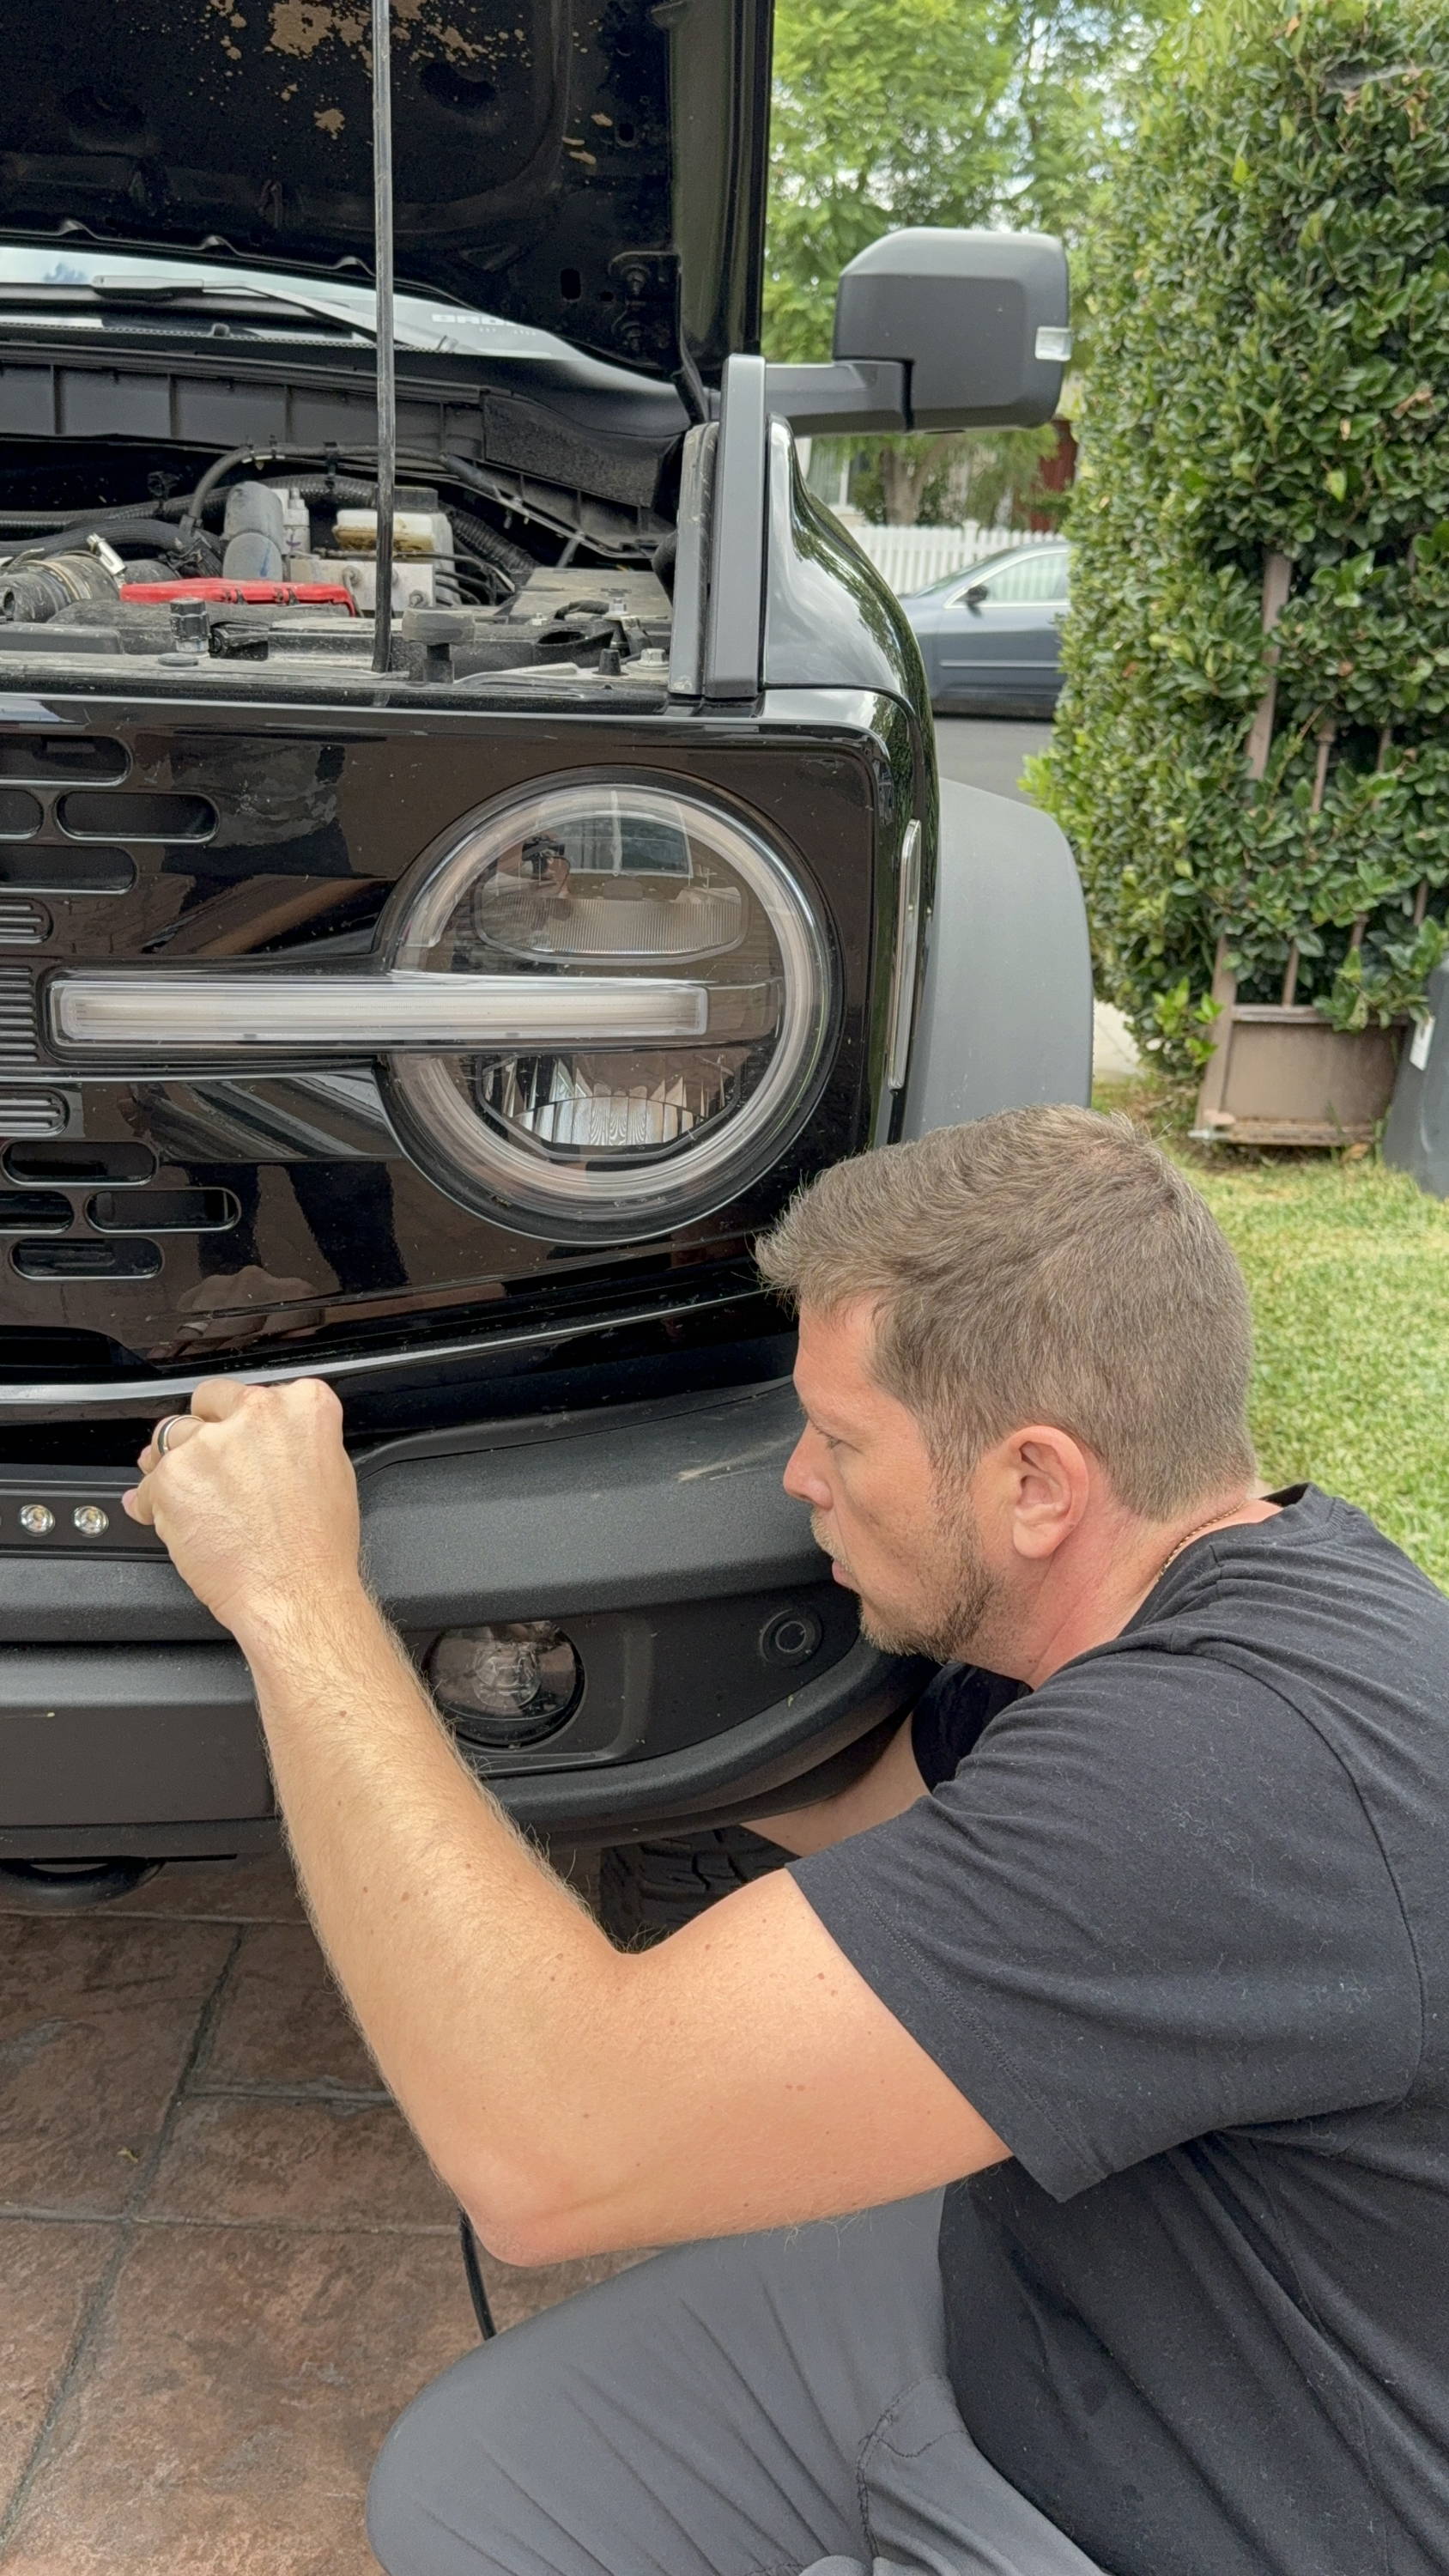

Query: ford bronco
0;0;1090;1922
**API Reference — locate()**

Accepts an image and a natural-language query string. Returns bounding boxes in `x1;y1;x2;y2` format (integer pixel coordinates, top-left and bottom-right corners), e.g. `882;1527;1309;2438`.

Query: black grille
4;1142;153;1184
0;736;126;785
88;1188;238;1235
0;789;42;840
56;791;216;842
0;1091;66;1139
0;1192;70;1233
0;899;51;945
0;848;135;896
0;969;38;1069
12;1237;161;1282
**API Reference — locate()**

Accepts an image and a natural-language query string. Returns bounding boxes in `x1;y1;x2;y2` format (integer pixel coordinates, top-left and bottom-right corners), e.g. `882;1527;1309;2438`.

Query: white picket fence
845;520;1058;598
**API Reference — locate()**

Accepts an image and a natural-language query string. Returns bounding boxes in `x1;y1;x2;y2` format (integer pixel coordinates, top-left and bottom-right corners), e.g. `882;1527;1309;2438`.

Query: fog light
428;1621;580;1747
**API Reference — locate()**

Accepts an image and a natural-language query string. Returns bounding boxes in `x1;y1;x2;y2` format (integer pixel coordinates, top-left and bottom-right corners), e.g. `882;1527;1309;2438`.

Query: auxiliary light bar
48;970;710;1054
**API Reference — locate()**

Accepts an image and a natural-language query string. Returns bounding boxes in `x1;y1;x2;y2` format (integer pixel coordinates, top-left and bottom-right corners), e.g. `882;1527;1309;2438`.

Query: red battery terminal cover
119;579;359;614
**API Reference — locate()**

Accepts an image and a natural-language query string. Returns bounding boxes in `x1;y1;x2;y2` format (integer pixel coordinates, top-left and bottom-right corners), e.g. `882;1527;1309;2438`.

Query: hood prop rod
371;0;397;673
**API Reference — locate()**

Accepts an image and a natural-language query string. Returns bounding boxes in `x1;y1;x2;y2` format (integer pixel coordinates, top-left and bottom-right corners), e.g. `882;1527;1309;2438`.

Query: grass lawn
1099;1084;1449;1593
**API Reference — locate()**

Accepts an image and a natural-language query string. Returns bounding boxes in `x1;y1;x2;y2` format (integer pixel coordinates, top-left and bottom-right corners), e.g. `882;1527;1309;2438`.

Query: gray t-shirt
792;1488;1449;2576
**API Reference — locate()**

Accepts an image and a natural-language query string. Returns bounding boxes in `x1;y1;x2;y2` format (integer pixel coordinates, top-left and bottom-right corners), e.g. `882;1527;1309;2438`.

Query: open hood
0;0;771;380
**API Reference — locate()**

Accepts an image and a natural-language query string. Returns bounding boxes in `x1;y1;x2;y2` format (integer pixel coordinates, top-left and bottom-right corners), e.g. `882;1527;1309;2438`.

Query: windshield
0;244;580;362
903;545;1044;600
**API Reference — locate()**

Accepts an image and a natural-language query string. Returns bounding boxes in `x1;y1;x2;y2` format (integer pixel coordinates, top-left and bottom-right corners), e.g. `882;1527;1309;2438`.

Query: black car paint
0;0;772;380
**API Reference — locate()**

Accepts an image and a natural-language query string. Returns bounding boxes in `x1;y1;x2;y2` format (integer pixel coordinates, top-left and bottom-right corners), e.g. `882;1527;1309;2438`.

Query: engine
0;463;674;695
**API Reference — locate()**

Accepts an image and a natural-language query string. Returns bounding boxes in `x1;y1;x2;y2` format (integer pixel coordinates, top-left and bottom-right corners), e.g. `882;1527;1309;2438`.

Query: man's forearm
239;1582;636;2258
755;1715;926;1854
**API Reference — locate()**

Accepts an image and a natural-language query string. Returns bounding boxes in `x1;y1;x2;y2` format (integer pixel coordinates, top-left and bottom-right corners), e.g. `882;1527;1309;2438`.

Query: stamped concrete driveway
0;1850;631;2574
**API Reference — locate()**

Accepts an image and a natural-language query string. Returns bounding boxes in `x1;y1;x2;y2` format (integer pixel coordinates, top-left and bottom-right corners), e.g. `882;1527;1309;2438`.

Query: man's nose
783;1430;832;1509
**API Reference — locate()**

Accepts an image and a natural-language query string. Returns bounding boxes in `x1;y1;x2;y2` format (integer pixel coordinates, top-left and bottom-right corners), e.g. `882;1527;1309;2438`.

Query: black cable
178;442;296;544
1;516;188;565
458;2208;498;2341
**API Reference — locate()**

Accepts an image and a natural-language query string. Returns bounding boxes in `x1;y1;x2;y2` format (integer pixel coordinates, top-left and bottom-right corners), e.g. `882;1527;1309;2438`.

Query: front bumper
0;1380;920;1859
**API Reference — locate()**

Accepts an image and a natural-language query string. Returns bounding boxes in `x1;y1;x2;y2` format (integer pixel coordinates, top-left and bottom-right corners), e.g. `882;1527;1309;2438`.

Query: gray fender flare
902;775;1093;1134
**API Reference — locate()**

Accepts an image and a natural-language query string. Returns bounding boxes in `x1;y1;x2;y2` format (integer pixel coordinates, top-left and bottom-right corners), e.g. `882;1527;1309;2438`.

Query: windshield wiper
90;277;391;343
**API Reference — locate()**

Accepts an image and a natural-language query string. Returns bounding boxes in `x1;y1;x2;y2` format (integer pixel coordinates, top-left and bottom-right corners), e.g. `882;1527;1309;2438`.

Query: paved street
934;714;1052;800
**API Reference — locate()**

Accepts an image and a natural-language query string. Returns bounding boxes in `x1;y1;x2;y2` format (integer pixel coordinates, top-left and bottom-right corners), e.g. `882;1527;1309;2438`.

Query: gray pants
367;2195;1105;2576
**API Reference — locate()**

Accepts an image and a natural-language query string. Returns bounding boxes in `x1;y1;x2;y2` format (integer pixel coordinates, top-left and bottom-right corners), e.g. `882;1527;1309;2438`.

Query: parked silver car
902;538;1070;715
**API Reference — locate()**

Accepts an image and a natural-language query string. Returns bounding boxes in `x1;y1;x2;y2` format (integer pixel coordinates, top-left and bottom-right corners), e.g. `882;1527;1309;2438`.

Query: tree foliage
764;0;1016;367
1033;0;1449;1071
765;0;1174;519
807;424;1062;529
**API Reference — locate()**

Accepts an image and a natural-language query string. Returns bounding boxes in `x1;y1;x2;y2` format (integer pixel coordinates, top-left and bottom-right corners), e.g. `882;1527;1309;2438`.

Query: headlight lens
385;779;833;1239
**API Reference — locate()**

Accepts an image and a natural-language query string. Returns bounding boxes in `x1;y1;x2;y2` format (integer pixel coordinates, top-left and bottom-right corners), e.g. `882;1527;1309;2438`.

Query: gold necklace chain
1155;1510;1234;1587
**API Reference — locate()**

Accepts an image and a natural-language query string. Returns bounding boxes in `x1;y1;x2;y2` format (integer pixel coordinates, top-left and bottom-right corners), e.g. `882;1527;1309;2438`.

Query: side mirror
962;583;988;606
765;228;1070;435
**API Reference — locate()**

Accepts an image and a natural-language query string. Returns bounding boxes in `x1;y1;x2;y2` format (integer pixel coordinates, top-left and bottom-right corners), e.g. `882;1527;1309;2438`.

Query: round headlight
383;777;834;1241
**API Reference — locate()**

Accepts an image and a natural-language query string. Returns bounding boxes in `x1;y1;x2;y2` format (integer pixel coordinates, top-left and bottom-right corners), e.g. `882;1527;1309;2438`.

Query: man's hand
124;1376;361;1642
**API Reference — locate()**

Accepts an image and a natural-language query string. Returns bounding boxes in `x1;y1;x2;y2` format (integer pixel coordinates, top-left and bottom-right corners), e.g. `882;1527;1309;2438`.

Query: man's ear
992;1425;1092;1562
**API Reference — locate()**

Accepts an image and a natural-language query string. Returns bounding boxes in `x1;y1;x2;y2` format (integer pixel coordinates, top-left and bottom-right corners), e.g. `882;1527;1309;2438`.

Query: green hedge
1032;0;1449;1075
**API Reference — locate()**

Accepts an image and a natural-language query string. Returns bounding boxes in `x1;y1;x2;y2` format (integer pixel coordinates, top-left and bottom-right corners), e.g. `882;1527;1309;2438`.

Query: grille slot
88;1188;238;1235
56;791;216;843
12;1236;161;1282
0;848;135;896
0;1191;70;1232
0;968;38;1069
4;1141;154;1185
0;736;126;785
0;899;51;945
0;1091;66;1139
0;790;42;841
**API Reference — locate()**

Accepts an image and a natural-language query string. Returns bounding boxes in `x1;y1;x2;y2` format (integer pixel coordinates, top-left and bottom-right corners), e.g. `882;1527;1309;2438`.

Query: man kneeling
126;1107;1449;2576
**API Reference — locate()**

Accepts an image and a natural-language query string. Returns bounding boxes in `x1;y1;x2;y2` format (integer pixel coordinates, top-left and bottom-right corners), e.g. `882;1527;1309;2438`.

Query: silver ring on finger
155;1415;181;1457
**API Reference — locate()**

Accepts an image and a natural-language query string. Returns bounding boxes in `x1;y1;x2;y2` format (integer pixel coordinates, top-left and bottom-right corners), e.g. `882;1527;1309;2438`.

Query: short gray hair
756;1106;1255;1522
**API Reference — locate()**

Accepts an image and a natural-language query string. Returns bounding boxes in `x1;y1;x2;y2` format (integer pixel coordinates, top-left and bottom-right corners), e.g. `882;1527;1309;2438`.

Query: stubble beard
815;1481;1000;1666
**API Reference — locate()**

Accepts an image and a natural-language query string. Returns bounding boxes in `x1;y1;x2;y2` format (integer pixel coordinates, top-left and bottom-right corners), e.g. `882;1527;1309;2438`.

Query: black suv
0;0;1090;1917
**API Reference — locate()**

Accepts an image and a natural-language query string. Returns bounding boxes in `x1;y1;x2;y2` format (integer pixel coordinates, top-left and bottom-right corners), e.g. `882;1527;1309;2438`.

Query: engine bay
0;445;676;700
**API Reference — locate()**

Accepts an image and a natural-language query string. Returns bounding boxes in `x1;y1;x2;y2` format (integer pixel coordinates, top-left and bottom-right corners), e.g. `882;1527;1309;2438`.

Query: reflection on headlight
471;874;746;962
478;1049;748;1151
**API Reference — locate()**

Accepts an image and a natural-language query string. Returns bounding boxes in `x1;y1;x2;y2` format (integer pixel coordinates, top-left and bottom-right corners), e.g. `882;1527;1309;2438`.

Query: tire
0;1858;160;1911
597;1826;786;1947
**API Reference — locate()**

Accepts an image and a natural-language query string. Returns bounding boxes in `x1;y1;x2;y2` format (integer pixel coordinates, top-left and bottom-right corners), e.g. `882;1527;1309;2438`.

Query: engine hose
176;441;308;541
0;549;123;623
445;507;531;587
1;517;187;567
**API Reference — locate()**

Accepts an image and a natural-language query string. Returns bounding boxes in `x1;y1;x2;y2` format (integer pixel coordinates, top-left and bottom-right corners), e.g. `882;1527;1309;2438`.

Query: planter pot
1193;1000;1403;1148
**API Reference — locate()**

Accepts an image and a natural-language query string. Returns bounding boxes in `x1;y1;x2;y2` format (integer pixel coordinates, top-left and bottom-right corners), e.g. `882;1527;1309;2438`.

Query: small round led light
19;1504;55;1535
73;1504;110;1537
427;1621;581;1749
